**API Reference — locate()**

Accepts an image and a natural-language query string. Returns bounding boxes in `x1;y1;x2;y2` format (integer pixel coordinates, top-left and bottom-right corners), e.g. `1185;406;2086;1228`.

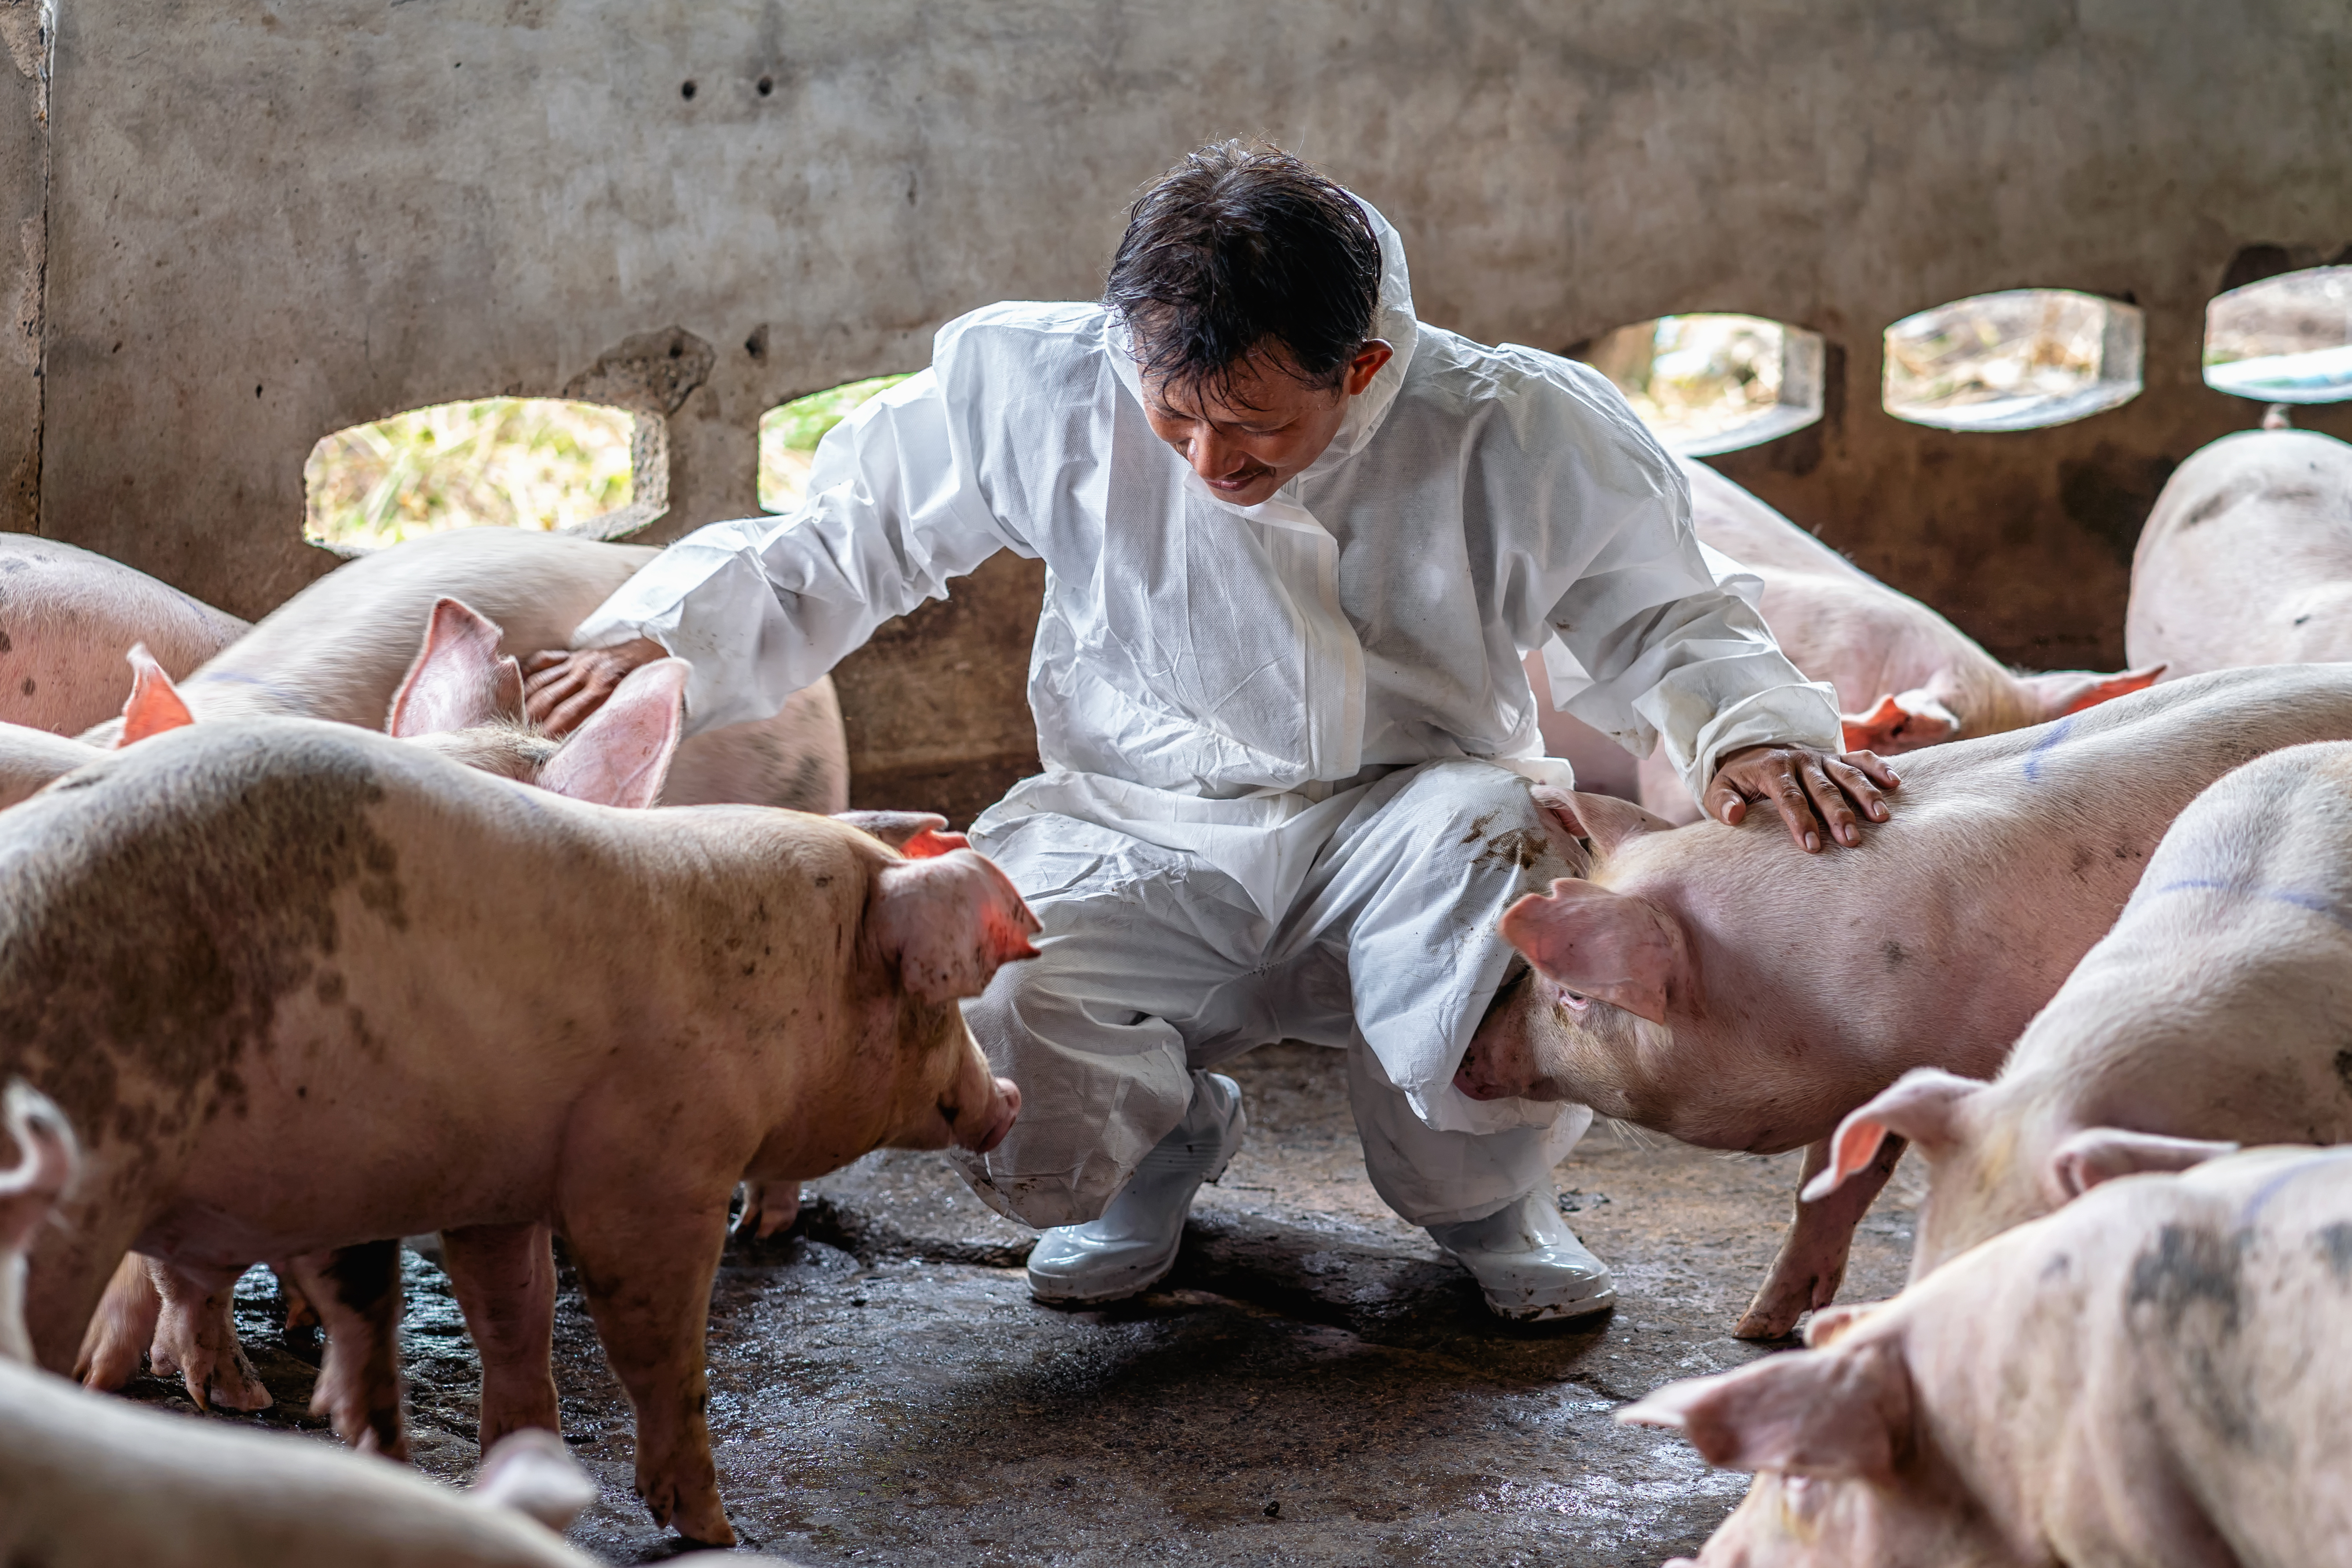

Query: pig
8;1082;808;1568
0;720;105;809
8;718;1030;1544
78;526;850;815
1807;739;2352;1282
2126;427;2352;678
1621;1144;2352;1568
74;603;696;1413
1621;461;2156;822
1;1078;603;1568
1456;664;2352;1338
0;535;250;735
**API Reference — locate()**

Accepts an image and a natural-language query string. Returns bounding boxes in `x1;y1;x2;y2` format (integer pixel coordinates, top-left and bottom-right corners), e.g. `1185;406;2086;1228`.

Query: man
528;142;1894;1321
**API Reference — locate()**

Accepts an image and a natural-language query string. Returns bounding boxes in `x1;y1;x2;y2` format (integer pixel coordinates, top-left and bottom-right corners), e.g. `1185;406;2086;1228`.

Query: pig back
1997;740;2352;1140
0;537;249;735
2128;428;2352;676
0;721;633;1174
174;528;661;727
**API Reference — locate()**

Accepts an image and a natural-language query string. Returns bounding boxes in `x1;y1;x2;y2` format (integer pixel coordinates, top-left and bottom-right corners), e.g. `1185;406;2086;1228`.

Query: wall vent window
304;397;643;552
1578;314;1824;455
758;373;913;512
1882;289;2142;432
2203;266;2352;404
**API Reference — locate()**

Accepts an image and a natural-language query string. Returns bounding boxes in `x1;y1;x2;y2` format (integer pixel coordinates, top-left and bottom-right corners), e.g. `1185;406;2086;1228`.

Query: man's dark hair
1105;140;1382;407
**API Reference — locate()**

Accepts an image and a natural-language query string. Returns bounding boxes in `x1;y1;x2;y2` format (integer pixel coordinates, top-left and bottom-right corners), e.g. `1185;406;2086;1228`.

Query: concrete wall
20;1;2352;819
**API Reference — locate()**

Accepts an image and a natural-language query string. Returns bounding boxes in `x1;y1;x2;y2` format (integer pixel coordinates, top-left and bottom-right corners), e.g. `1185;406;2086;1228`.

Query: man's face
1140;340;1393;509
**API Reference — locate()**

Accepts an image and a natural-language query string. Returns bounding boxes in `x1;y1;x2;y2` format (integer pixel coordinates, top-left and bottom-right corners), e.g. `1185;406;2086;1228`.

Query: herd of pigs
0;424;2348;1566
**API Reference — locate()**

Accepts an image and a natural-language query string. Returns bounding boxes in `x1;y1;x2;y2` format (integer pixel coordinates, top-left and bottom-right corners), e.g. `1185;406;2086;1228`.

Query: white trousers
952;759;1593;1230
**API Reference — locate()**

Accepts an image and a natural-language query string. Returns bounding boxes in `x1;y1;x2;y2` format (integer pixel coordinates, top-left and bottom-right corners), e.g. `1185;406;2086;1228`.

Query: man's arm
1534;421;1893;851
528;366;1021;736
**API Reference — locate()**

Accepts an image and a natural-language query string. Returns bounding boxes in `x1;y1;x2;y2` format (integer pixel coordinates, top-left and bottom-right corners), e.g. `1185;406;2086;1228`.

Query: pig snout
1453;1027;1525;1101
951;1075;1022;1155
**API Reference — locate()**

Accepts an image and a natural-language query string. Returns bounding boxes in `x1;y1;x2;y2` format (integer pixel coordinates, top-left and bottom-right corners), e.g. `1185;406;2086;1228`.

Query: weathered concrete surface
120;1043;1918;1565
15;2;2352;821
0;0;40;535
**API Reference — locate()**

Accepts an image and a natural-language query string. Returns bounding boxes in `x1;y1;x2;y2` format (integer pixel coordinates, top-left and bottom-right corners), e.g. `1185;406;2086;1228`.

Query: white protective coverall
575;202;1839;1228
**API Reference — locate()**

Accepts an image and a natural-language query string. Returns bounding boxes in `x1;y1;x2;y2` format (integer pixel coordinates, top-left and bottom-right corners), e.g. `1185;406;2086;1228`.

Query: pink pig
1622;1145;2352;1568
1461;665;2352;1338
2127;427;2352;678
0;1081;638;1568
0;536;249;736
1611;461;2154;820
78;526;849;815
73;599;698;1415
1806;739;2352;1283
7;718;1029;1544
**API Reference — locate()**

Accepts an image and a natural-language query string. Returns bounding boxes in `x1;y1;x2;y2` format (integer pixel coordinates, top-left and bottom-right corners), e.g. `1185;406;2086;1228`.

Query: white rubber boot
1427;1188;1617;1321
1025;1072;1246;1305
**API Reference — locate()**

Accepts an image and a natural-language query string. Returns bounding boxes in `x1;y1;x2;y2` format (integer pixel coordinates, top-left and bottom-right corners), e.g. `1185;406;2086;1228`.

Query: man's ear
1617;1337;1912;1480
1803;1070;1984;1203
2048;1127;2237;1199
1498;877;1684;1025
1529;786;1679;859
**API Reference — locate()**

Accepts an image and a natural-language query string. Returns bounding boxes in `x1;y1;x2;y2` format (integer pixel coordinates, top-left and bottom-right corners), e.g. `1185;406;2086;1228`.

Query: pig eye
1557;987;1591;1012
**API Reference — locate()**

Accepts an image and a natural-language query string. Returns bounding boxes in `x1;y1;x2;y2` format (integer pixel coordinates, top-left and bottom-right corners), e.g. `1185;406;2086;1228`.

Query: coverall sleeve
1541;446;1841;800
571;367;1024;736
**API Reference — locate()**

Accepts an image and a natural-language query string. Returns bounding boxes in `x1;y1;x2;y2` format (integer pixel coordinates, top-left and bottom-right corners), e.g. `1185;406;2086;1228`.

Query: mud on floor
120;1043;1921;1566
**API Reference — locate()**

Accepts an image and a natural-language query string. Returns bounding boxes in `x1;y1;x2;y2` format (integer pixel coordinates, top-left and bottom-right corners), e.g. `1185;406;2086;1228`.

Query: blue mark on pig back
2022;716;2075;783
2147;877;2352;932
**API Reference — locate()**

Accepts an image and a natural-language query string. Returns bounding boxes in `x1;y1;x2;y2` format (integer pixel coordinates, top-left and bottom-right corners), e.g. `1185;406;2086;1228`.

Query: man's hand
523;637;668;737
1704;743;1899;852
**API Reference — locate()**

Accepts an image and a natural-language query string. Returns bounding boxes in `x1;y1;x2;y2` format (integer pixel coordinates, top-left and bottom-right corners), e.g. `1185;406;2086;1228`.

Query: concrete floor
121;1043;1921;1566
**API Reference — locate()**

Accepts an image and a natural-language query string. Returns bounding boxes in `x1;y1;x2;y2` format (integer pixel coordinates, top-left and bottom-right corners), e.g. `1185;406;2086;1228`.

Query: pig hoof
277;1272;318;1331
202;1353;275;1413
732;1180;802;1241
74;1324;149;1392
640;1477;735;1546
1733;1283;1816;1341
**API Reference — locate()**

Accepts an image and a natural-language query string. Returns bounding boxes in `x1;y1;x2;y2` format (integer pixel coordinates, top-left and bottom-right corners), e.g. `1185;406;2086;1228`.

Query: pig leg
441;1220;560;1447
147;1257;273;1411
273;1261;318;1331
282;1240;408;1458
73;1250;164;1390
566;1208;735;1545
1734;1134;1907;1341
732;1179;801;1240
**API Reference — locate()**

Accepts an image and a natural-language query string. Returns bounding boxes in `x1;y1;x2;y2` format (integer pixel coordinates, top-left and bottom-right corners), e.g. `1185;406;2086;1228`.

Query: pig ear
2048;1127;2237;1199
1528;786;1679;859
834;810;970;859
2012;665;2165;723
388;598;516;738
0;1079;78;1264
1498;877;1682;1025
1616;1339;1912;1480
1802;1069;1983;1203
871;848;1042;1004
117;643;194;746
536;657;690;810
1840;691;1958;754
472;1429;600;1532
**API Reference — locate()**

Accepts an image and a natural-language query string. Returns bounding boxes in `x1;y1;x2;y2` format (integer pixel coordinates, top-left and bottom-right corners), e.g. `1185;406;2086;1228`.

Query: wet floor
120;1043;1920;1566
